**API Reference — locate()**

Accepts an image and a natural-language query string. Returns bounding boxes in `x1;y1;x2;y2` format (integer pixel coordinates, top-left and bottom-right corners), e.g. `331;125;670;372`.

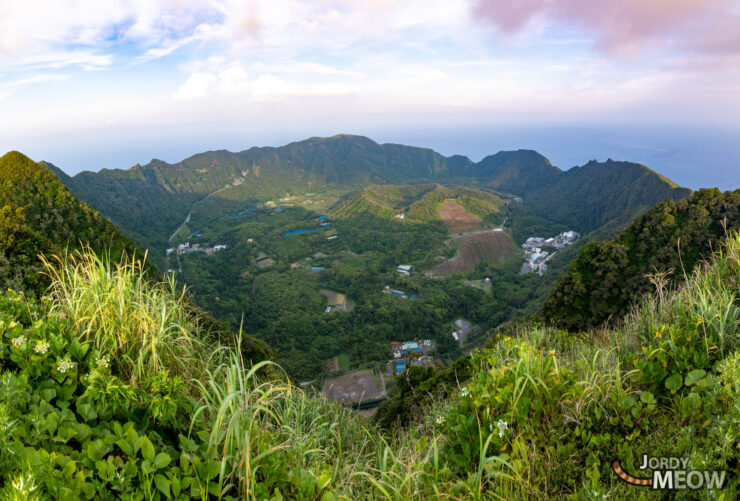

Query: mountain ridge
43;135;690;255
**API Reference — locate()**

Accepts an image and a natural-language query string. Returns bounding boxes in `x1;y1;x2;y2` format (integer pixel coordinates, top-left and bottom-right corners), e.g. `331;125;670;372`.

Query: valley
46;135;693;384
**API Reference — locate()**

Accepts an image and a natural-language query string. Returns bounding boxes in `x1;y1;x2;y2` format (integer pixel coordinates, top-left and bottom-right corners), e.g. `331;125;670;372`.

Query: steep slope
0;151;145;295
525;159;692;234
329;183;506;229
541;188;740;330
475;149;561;194
54;136;689;255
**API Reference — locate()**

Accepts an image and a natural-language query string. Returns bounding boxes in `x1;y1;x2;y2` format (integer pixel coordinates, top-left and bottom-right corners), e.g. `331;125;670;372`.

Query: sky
1;0;739;189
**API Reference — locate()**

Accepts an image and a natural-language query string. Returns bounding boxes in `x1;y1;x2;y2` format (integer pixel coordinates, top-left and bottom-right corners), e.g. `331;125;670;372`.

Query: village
520;230;579;275
385;339;436;375
167;241;227;257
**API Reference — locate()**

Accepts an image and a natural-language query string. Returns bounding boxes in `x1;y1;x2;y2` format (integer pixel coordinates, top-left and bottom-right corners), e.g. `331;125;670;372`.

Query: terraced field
433;231;518;274
439;199;481;232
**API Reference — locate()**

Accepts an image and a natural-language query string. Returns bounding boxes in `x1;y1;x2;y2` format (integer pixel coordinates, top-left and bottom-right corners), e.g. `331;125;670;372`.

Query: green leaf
681;392;702;417
685;369;707;386
154;474;170;497
620;395;636;410
639;391;656;405
125;427;140;455
140;436;155;463
206;460;221;480
153;452;171;469
116;439;133;456
171;475;181;497
665;373;683;392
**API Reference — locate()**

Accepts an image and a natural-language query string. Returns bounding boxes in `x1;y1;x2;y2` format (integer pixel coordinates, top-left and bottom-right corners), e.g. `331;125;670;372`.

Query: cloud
0;1;219;70
173;62;358;101
472;0;740;57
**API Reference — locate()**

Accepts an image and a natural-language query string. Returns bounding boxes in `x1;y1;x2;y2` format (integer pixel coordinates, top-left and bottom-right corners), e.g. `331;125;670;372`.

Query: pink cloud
472;0;740;57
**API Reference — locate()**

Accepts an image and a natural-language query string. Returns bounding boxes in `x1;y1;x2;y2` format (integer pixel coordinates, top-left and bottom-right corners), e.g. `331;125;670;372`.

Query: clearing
439;199;481;232
433;231;518;274
323;369;385;403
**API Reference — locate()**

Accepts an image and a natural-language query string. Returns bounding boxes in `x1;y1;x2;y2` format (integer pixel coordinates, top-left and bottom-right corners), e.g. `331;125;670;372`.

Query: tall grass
627;231;740;355
29;232;740;499
194;339;455;499
41;249;223;388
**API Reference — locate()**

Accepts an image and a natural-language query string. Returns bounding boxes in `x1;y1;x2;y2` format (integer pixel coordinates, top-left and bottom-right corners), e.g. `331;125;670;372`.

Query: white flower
34;340;50;354
496;419;508;438
436;416;446;425
96;356;109;368
11;335;25;348
460;387;469;397
57;357;74;374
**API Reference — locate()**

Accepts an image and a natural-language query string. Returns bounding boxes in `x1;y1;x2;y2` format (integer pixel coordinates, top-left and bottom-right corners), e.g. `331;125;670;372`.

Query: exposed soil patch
323;369;384;403
439;199;481;232
433;231;517;274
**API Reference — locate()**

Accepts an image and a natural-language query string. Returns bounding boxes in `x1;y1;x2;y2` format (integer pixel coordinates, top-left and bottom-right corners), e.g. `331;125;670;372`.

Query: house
391;290;404;297
327;236;338;241
397;264;412;275
310;266;325;271
394;213;405;219
394;360;406;375
213;245;227;252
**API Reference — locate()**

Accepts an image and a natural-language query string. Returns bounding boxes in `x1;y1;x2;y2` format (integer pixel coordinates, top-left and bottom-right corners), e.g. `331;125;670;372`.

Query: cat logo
612;456;727;491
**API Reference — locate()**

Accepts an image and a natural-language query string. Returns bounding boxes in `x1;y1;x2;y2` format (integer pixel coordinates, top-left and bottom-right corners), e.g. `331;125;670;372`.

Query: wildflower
435;416;446;425
496;419;508;438
96;356;109;368
708;345;718;351
11;335;25;348
56;357;74;374
9;321;18;329
460;387;469;397
34;340;49;355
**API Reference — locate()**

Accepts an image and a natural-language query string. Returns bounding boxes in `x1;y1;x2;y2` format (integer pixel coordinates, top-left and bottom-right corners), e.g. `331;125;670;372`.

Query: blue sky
1;0;738;189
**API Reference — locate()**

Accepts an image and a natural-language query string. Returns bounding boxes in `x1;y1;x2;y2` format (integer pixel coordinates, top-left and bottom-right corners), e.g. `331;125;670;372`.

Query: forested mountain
0;151;144;295
525;159;691;234
541;188;740;330
54;135;690;260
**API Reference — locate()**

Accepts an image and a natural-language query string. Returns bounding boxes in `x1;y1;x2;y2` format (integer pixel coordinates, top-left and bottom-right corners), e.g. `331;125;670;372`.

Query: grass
8;233;740;499
41;249;224;389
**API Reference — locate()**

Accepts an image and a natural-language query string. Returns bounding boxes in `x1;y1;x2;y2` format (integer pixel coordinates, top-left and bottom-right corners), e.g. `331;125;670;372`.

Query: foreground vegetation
2;229;740;498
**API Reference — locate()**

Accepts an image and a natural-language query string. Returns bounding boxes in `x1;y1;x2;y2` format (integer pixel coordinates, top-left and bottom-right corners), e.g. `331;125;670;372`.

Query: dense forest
0;151;144;295
541;188;740;330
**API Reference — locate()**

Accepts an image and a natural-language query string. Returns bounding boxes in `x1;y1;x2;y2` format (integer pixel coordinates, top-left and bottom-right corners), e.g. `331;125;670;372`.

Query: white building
397;264;413;275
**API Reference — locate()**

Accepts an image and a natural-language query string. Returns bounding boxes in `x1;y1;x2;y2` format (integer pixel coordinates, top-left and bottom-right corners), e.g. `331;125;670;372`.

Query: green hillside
0;151;145;295
329;183;506;229
54;136;690;263
541;188;740;330
1;227;738;498
40;138;696;381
